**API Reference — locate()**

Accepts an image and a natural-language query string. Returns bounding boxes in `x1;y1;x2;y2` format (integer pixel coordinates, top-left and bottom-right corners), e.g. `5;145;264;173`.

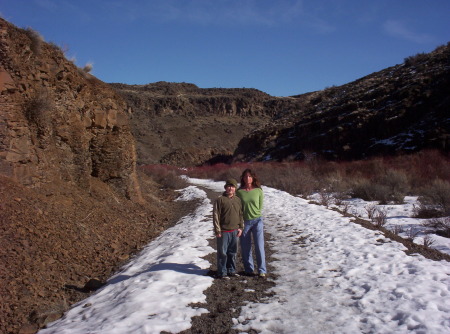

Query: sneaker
242;272;255;277
215;274;230;280
259;273;266;278
228;272;240;277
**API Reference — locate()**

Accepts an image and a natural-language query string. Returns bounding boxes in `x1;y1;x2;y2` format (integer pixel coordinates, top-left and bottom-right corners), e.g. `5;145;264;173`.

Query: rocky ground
180;187;276;334
0;173;194;334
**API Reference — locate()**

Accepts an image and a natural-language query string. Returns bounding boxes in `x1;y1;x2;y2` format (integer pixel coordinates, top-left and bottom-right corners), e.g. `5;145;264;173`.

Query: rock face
233;44;450;162
110;82;302;166
0;18;141;201
111;44;449;166
0;18;174;334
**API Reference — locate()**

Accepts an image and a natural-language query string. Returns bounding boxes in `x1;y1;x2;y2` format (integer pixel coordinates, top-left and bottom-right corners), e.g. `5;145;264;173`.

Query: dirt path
180;187;276;334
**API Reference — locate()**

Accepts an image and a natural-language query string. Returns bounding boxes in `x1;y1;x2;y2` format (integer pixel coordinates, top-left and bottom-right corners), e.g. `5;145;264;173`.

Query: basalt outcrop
110;82;302;166
0;18;141;201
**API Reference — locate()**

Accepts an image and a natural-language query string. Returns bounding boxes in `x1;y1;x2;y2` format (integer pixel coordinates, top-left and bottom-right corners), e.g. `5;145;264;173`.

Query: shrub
259;163;317;196
422;235;436;248
24;27;44;55
352;178;389;202
379;169;409;203
365;204;377;220
140;165;187;190
412;202;442;219
372;208;388;228
405;227;419;242
404;52;428;67
22;90;53;129
82;62;93;73
419;179;450;216
391;225;404;235
422;217;450;237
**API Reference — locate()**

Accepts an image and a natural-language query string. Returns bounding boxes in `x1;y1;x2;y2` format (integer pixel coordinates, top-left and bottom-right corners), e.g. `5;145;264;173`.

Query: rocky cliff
110;82;302;166
0;18;182;334
233;44;450;162
0;18;141;201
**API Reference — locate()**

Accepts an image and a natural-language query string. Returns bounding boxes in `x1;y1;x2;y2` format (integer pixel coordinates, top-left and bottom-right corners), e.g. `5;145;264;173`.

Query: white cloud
113;0;306;26
383;19;434;44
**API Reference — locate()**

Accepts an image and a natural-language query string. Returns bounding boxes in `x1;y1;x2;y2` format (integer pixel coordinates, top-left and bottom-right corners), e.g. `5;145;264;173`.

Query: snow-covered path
39;178;450;334
235;186;450;334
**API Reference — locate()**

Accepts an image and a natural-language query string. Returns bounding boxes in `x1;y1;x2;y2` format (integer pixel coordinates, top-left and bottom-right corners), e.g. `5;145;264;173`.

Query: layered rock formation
0;18;177;334
0;18;141;201
110;82;302;166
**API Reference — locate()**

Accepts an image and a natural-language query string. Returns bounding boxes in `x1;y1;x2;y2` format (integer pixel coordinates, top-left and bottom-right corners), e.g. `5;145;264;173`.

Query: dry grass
140;164;188;190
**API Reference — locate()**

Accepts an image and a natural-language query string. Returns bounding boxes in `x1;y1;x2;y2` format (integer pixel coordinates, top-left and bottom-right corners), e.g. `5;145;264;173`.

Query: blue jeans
216;230;238;277
240;217;266;274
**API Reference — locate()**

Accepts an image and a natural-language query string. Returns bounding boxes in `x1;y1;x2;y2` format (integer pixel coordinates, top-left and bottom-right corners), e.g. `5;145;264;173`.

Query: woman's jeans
240;217;266;274
216;230;238;277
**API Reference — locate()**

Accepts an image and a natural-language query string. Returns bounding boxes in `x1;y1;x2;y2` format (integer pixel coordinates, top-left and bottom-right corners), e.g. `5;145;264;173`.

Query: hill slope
233;44;450;162
110;82;303;166
0;18;182;334
111;44;449;166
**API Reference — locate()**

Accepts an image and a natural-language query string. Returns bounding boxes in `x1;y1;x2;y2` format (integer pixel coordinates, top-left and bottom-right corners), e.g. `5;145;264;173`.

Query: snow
309;194;450;255
39;178;450;334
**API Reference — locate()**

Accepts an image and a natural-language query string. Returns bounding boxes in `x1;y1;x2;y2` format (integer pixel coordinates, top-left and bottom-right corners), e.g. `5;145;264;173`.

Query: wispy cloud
112;0;306;26
383;19;434;44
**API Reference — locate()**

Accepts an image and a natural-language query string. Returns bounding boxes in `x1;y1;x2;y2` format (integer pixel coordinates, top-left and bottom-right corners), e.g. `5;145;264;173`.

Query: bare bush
391;225;404;235
318;190;332;207
419;179;450;216
422;217;450;238
422;235;435;248
412;202;442;218
404;52;428;67
340;202;351;214
258;163;317;196
405;227;419;242
140;165;187;190
22;90;53;129
379;169;409;204
352;178;390;203
372;208;388;228
83;62;93;73
365;204;377;220
24;27;44;55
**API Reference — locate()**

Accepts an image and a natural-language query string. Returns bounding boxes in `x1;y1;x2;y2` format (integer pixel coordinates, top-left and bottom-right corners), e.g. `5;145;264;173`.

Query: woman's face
243;172;253;186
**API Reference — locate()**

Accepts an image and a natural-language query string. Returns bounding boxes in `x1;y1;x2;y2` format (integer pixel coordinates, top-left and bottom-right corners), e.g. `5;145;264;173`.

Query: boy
212;178;243;278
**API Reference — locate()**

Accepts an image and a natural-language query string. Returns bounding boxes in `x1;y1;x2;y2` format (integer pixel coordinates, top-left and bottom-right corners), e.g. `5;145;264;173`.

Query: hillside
110;82;302;166
0;18;186;334
110;44;449;167
233;44;450;162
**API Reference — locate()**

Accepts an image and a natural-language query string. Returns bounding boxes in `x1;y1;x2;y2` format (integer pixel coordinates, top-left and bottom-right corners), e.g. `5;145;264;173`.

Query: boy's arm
237;198;243;237
212;198;221;237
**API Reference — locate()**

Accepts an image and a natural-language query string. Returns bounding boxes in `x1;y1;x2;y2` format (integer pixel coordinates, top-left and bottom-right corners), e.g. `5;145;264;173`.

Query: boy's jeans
216;230;238;277
240;217;266;274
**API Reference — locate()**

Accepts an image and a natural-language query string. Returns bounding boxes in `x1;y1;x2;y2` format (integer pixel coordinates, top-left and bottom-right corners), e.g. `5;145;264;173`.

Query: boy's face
225;184;236;197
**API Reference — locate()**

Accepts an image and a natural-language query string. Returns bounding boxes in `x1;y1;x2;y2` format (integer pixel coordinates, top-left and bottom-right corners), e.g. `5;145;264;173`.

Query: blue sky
1;0;449;96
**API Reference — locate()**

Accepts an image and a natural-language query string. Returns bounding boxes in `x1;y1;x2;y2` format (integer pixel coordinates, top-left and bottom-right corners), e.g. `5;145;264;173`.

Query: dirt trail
180;187;276;334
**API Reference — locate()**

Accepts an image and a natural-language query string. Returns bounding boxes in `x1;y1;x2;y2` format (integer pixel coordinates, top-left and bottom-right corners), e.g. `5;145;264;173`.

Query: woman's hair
240;168;261;188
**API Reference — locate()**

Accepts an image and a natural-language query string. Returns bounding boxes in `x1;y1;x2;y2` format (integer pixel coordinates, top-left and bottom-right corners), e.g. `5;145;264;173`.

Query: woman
236;168;266;277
